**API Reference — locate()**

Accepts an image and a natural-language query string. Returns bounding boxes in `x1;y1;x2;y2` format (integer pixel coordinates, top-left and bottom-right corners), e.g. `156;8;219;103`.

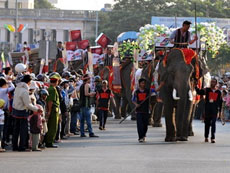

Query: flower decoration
137;24;169;51
118;40;139;60
192;22;227;58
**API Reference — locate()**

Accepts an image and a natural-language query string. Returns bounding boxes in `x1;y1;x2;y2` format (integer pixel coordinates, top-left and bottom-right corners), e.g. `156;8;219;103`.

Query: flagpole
195;3;198;54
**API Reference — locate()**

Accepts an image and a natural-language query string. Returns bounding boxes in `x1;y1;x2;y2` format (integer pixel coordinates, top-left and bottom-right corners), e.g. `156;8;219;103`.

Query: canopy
117;31;139;42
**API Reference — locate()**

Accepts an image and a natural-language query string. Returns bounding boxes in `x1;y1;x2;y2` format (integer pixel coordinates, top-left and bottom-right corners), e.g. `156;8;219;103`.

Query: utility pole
95;11;99;45
15;0;18;51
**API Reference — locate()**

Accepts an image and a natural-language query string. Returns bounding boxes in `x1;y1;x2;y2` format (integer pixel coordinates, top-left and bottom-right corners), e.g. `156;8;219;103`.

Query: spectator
79;74;98;138
0;77;15;149
0;99;6;152
12;75;42;151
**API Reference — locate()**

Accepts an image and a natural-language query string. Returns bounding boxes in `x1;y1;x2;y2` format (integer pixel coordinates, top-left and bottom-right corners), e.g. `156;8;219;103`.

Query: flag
70;30;82;42
95;33;111;48
1;52;5;68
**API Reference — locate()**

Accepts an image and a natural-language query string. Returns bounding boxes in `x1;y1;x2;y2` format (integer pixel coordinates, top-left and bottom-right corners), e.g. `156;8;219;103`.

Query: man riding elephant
170;20;198;48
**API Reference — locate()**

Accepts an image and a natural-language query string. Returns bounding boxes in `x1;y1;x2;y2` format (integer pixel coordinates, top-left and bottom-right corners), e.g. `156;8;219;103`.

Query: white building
0;8;97;45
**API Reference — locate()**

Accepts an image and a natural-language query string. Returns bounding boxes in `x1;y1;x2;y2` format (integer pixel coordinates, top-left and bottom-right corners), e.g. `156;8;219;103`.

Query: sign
95;33;111;48
66;49;83;61
70;30;82;42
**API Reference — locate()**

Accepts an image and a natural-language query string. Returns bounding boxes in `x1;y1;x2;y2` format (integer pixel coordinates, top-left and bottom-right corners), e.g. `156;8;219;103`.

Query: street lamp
14;0;18;51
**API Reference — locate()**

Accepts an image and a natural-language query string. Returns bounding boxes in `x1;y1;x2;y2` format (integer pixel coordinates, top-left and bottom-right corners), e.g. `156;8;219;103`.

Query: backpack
71;98;81;113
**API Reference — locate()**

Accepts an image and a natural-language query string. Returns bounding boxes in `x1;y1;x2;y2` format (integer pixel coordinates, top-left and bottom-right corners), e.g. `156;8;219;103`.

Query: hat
29;81;38;90
82;74;90;81
183;21;192;25
60;79;69;85
102;80;108;85
0;99;5;108
50;73;61;80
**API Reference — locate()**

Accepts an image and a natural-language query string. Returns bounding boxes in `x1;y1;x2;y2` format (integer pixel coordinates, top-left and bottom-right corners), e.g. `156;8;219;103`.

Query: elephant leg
188;103;197;136
121;97;128;118
148;96;156;125
181;99;193;140
163;88;176;142
113;94;121;119
126;90;136;120
153;102;164;127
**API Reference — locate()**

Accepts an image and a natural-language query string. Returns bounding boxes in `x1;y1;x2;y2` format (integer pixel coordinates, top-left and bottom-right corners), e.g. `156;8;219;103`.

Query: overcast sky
55;0;115;10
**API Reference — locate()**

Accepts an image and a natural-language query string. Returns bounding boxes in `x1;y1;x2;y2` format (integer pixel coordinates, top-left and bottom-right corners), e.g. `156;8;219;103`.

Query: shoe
80;134;87;137
38;143;46;149
32;149;42;152
18;148;31;152
165;137;177;142
89;134;99;138
139;138;144;143
211;139;216;143
205;138;209;143
143;137;146;142
99;127;103;130
0;148;6;152
73;132;80;135
46;144;58;148
131;117;136;121
102;128;106;130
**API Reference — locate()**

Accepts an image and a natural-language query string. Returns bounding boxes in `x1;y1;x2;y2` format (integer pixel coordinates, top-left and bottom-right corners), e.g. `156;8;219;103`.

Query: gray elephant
158;49;194;142
140;59;162;126
99;65;122;119
120;57;136;120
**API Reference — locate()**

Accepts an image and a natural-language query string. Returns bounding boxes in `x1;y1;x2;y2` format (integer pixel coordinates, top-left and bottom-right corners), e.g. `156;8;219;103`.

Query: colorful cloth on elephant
180;48;197;65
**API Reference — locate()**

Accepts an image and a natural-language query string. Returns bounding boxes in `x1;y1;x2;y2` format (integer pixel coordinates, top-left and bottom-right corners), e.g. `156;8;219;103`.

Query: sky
55;0;115;11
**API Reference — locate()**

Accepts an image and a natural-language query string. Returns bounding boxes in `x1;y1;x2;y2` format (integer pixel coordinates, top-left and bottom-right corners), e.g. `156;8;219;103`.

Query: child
196;78;222;143
37;89;49;148
29;105;43;151
0;99;6;152
132;78;150;143
96;80;113;130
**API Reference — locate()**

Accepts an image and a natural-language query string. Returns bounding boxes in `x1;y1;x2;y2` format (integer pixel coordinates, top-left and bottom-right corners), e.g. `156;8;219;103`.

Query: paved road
1;119;230;173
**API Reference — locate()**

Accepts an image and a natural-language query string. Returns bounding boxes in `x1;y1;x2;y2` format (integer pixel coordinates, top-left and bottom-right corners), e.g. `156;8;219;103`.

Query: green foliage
207;45;230;73
118;40;139;59
34;0;55;9
99;0;230;42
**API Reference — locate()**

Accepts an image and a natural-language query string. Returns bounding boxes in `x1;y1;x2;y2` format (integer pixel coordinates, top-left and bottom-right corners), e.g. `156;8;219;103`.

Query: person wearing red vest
132;78;150;143
96;80;113;130
195;78;222;143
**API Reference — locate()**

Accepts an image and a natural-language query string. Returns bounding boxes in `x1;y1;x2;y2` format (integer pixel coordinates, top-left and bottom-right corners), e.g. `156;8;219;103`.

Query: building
0;8;97;45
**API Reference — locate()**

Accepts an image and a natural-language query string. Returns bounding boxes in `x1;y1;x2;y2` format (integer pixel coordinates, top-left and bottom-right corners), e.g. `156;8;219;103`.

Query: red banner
66;42;77;51
70;30;82;42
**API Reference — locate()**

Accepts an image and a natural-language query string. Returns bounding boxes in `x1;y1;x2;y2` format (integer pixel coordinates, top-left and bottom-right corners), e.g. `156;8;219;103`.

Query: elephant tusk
172;89;180;100
188;90;193;101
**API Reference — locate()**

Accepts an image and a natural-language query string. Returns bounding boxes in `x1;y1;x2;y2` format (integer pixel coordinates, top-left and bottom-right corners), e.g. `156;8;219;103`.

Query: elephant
140;59;164;127
120;57;136;120
158;49;195;142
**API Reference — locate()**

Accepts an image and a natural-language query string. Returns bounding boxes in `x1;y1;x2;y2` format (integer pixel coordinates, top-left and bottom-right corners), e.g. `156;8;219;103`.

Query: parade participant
132;78;150;143
45;73;61;148
12;75;42;151
104;47;114;67
0;99;6;152
79;74;98;137
56;41;64;60
170;21;198;48
96;80;113;130
0;77;15;149
195;78;222;143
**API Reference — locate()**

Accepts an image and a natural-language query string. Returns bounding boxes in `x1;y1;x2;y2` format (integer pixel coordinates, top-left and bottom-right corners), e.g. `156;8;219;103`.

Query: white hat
29;81;38;90
15;63;26;73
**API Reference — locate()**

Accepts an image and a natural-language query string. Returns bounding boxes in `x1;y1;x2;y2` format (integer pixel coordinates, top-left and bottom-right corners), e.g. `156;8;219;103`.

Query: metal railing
0;8;97;21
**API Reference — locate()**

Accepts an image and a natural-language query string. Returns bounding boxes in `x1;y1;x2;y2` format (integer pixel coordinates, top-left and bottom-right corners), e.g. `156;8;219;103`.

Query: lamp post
14;0;18;51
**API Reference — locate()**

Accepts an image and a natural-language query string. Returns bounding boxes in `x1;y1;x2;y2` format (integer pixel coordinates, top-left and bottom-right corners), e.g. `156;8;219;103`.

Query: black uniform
133;89;150;140
196;87;222;139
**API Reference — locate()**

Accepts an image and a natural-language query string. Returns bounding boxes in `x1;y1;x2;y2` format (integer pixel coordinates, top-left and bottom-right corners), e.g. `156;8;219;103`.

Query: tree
99;0;230;42
34;0;55;9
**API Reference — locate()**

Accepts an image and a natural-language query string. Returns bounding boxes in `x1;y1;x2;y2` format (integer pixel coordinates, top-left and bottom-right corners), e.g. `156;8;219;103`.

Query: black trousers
98;110;108;128
2;109;13;143
204;115;217;139
12;118;28;150
136;113;149;140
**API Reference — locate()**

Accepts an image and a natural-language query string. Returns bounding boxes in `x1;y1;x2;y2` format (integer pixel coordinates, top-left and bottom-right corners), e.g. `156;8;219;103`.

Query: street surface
0;118;230;173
